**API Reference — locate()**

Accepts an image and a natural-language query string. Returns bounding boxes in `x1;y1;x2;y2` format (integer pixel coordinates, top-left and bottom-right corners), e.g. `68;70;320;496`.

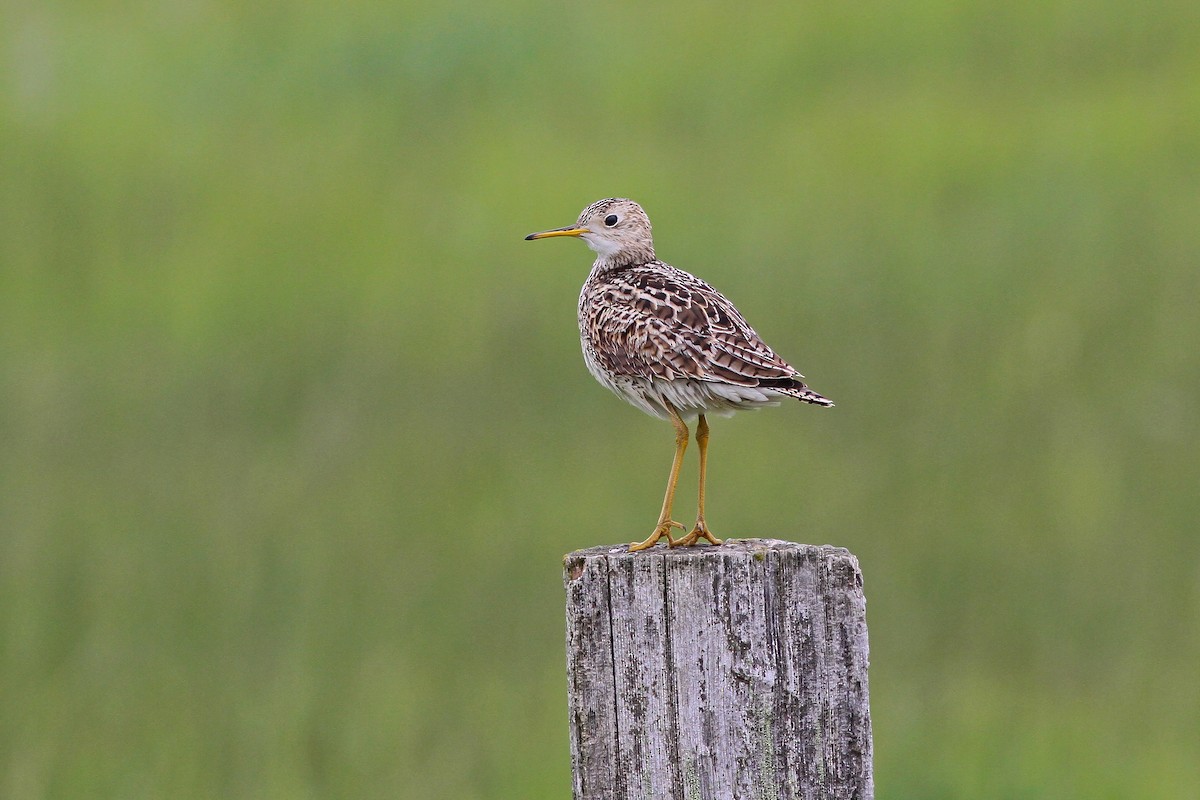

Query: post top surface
564;538;856;563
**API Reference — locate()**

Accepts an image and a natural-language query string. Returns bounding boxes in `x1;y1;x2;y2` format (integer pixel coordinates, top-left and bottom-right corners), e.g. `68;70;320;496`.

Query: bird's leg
629;405;688;552
679;414;722;547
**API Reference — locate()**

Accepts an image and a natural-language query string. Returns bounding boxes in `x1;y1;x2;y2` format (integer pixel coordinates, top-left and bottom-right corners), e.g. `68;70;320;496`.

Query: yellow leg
629;404;688;551
679;414;722;547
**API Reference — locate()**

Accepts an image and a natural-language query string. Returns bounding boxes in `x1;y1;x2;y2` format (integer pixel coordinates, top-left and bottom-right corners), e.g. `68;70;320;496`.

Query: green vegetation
3;2;1198;797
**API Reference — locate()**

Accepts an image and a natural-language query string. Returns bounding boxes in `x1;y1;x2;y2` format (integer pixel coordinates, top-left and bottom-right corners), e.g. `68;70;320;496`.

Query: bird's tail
792;391;830;410
761;377;835;407
791;387;834;407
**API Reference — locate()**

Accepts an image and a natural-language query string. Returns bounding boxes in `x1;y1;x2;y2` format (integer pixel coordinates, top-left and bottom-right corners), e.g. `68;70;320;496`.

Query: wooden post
564;538;872;800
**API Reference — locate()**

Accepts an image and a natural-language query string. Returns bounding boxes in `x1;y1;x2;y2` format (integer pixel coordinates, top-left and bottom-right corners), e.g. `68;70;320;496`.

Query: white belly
581;337;780;420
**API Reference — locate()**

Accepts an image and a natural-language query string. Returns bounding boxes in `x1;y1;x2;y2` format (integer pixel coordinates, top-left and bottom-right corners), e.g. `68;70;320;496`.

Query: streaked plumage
526;198;832;551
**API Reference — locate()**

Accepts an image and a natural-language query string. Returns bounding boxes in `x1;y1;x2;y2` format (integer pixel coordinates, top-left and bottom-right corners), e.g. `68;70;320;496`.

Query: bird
525;198;832;552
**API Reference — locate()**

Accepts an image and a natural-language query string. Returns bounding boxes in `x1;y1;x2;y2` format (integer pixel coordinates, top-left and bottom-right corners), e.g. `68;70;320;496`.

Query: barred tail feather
760;377;835;407
793;388;835;407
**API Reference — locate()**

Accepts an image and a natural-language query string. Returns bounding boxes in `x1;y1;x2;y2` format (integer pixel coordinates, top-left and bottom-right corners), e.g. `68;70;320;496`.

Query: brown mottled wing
590;263;801;387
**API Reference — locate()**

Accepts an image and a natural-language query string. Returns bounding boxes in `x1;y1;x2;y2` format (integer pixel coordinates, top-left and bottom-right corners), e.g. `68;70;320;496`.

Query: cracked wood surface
564;539;873;800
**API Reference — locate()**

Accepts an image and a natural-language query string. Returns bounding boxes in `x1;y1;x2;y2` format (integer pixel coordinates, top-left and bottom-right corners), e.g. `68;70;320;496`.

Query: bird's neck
591;248;656;274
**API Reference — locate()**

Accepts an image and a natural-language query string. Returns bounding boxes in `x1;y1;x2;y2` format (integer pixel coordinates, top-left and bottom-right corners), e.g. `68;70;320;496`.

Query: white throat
581;234;623;259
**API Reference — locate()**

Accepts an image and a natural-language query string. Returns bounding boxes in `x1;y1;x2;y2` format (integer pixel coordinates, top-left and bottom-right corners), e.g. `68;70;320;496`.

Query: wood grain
564;539;873;800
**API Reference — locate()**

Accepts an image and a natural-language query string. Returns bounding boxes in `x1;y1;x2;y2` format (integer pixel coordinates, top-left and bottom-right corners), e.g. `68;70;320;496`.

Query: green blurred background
3;1;1198;797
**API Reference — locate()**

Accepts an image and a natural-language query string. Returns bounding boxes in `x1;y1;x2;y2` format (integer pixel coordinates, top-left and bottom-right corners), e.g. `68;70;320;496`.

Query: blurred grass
2;0;1199;797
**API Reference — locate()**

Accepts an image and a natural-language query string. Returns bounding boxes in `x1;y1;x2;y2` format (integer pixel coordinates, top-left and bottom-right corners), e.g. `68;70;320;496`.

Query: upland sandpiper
526;199;833;552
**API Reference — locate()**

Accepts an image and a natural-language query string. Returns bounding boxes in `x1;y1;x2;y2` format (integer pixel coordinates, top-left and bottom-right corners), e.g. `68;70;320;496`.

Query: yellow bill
524;226;588;241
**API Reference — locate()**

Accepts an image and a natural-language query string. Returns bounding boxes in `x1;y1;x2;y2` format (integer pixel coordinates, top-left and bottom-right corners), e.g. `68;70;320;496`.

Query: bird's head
525;198;655;266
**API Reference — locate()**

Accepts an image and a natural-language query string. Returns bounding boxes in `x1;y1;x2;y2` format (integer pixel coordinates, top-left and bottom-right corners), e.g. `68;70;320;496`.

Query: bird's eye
604;214;619;227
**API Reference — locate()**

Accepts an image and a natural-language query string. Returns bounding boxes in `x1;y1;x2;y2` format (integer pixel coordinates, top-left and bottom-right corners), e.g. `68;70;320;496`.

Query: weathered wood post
564;538;872;800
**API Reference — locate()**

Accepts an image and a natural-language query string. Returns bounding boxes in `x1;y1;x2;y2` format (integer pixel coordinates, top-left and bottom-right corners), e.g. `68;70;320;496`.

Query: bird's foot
629;520;684;552
677;519;722;547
